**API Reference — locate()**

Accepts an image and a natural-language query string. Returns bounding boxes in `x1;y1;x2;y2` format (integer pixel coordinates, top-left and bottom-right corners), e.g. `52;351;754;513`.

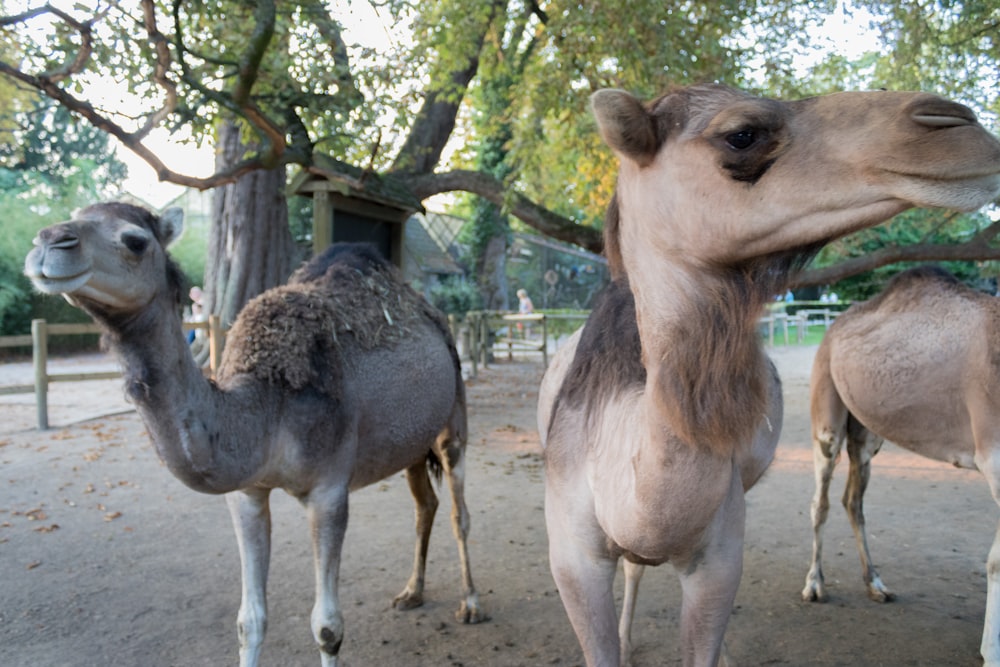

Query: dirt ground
0;344;995;667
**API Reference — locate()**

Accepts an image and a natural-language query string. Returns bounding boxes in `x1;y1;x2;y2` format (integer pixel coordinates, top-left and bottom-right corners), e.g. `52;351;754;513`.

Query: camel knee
311;607;344;658
814;426;840;458
236;602;267;659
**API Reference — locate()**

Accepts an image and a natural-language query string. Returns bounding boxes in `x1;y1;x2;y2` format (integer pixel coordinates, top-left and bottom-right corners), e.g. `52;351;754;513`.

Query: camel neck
628;260;771;455
96;296;268;494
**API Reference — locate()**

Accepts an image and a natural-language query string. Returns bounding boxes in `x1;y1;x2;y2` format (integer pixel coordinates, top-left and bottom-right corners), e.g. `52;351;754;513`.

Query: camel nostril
909;98;976;128
912;113;973;128
39;230;80;250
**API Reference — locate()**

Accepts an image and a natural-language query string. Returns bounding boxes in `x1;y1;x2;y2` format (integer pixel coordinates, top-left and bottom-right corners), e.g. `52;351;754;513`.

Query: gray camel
24;202;484;667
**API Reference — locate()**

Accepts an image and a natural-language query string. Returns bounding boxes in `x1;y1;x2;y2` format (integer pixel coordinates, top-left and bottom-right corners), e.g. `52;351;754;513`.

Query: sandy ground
0;344;995;667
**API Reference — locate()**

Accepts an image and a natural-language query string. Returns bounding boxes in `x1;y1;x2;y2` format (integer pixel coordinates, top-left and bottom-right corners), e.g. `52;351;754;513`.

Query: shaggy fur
559;192;824;451
220;243;450;398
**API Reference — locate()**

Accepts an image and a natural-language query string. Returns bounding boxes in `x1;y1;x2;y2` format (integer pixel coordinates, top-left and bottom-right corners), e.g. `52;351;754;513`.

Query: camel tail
426;451;444;484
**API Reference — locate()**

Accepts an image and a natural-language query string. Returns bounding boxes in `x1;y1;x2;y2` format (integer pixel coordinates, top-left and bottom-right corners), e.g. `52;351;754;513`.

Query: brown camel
802;264;1000;666
23;202;484;667
537;84;1000;667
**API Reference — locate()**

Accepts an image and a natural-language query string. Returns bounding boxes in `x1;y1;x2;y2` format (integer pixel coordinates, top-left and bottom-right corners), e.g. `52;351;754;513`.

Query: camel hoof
455;595;488;624
801;583;828;603
867;588;895;603
392;590;424;611
866;575;894;602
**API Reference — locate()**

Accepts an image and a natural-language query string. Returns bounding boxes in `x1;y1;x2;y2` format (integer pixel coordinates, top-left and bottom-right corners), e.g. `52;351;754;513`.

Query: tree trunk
478;231;508;310
204;119;298;329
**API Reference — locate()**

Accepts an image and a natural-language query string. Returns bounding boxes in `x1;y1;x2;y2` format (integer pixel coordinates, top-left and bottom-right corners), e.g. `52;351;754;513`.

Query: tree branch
300;0;363;109
232;0;274;106
404;169;603;252
169;0;286;167
137;0;177;139
391;0;507;175
794;236;1000;288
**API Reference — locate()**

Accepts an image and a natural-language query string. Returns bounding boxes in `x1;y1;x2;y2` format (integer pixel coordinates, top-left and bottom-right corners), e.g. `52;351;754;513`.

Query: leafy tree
3;0;1000;315
802;207;1000;298
781;0;1000;289
0;92;130;336
0;0;807;316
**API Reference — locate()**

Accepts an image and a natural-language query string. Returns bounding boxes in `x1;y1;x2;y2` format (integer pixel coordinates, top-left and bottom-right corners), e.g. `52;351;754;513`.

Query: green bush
430;278;483;316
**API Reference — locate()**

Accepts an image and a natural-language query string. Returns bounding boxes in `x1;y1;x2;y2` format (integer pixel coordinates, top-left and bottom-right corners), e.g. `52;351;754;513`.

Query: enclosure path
0;353;131;433
0;349;992;666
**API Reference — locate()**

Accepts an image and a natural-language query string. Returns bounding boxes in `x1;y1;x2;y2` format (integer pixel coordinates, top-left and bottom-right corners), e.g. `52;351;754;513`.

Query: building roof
404;214;463;276
288;154;424;213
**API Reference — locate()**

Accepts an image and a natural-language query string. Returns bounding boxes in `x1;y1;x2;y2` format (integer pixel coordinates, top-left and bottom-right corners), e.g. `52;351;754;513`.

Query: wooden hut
289;154;424;265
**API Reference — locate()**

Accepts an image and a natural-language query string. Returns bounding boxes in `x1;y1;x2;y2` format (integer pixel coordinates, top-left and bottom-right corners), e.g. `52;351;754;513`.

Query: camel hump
289;242;396;286
221;242;440;395
851;265;971;317
882;265;962;292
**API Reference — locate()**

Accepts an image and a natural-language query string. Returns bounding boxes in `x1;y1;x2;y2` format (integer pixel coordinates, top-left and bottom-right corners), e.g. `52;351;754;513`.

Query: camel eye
122;232;150;255
725;129;758;150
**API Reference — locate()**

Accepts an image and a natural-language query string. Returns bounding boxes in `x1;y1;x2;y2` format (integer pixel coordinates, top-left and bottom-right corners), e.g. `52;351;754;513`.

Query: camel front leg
983;517;1000;667
393;461;439;611
619;560;645;667
307;485;350;667
675;472;745;667
802;427;842;602
226;488;273;667
974;446;1000;666
842;424;893;602
545;478;620;667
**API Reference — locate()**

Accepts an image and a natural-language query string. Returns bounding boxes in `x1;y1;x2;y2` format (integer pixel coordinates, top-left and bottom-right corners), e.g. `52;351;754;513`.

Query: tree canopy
2;0;1000;296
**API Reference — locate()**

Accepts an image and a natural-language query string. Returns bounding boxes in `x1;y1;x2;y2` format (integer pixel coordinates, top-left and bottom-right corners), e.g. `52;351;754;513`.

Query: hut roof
289;154;424;214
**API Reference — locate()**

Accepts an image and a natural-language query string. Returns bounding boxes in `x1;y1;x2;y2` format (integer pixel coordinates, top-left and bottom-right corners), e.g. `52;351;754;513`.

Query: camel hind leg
802;366;848;603
619;560;645;667
842;415;893;602
435;422;484;623
392;460;439;611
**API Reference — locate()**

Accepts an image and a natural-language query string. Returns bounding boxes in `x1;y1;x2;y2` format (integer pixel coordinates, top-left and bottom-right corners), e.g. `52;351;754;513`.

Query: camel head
593;84;1000;268
24;202;185;318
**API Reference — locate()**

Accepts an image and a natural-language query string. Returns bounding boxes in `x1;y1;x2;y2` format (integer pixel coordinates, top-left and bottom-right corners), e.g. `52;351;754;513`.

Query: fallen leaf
33;524;59;533
26;561;41;570
103;511;122;521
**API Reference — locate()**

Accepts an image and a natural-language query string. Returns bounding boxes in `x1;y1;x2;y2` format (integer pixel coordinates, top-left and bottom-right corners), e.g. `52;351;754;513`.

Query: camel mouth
28;271;93;295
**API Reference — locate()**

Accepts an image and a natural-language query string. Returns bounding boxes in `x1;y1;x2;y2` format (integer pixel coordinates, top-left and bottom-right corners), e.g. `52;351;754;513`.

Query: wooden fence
0;317;225;430
2;302;842;429
460;311;590;378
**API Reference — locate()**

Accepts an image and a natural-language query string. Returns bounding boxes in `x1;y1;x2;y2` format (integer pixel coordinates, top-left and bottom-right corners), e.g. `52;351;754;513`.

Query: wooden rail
0;316;224;430
462;311;589;378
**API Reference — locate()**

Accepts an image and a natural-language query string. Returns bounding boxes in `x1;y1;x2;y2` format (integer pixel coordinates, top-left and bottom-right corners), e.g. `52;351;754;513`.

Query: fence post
479;313;490;368
469;312;479;378
208;315;223;376
541;314;548;368
32;319;49;430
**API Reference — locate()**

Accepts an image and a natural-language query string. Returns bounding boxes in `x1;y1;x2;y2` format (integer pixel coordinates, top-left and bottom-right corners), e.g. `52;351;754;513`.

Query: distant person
186;285;205;344
517;289;534;315
516;288;534;338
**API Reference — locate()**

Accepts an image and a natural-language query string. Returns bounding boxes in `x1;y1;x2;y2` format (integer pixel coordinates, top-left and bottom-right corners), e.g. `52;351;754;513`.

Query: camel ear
591;89;659;167
158;207;185;247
